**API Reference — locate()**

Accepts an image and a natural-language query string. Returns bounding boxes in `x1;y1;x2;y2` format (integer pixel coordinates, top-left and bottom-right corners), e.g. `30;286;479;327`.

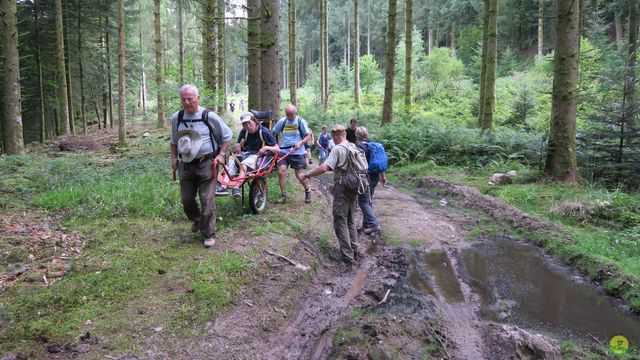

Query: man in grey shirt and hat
170;84;233;248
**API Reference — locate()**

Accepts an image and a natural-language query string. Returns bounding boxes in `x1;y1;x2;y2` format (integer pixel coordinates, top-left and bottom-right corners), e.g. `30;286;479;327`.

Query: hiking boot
304;190;312;204
232;188;242;197
275;193;287;204
364;225;381;235
203;236;216;248
215;186;229;196
191;221;200;233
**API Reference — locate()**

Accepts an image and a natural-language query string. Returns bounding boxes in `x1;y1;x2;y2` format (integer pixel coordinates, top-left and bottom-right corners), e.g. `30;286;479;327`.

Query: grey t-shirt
169;107;233;159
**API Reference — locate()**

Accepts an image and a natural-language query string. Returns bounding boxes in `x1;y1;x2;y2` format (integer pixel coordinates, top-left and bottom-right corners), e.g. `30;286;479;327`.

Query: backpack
338;143;369;194
364;141;388;174
241;126;266;149
176;109;222;154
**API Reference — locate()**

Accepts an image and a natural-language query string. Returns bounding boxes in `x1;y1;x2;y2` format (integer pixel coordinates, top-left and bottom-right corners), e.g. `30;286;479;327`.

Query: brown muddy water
459;236;640;348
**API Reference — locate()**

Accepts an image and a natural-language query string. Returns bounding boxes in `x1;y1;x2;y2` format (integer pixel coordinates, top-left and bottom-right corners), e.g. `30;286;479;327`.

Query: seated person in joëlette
224;112;279;195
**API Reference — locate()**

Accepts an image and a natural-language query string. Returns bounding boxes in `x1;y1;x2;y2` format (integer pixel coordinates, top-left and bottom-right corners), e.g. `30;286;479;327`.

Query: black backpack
176;109;222;154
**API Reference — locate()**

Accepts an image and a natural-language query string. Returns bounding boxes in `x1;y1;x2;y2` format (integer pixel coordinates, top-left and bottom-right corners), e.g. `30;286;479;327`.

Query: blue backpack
365;141;388;174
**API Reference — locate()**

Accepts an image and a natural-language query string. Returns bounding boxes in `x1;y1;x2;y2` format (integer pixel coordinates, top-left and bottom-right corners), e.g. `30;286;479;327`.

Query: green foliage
420;47;466;97
359;54;383;93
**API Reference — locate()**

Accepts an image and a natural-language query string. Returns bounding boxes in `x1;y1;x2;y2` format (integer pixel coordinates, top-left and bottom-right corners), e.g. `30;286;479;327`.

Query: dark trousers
333;182;358;262
179;158;216;238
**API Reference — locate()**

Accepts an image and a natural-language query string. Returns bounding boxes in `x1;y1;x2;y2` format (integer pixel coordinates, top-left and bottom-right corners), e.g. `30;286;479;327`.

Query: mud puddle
459;236;640;346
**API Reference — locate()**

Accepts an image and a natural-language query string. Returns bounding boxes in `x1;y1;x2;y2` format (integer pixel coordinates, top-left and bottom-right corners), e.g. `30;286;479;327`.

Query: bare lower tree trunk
624;0;638;131
404;0;412;110
55;0;70;135
478;0;489;125
117;0;126;145
202;0;217;94
545;0;579;185
480;0;498;131
260;0;281;119
1;0;25;153
381;0;397;125
367;0;371;55
106;14;114;128
289;0;297;106
615;11;623;52
347;11;351;66
218;0;226;113
34;0;46;142
248;0;261;110
450;21;456;58
64;0;75;134
139;0;147;116
178;0;184;84
354;0;361;108
322;0;329;110
78;1;86;134
154;0;165;128
537;0;544;61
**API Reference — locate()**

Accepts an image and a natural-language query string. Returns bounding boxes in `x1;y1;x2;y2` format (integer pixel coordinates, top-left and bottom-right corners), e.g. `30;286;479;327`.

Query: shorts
277;154;307;170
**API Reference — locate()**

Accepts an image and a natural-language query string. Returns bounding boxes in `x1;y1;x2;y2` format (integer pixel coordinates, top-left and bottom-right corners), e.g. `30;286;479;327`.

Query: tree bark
289;0;297;106
178;0;184;84
450;21;456;58
537;0;544;61
544;0;579;185
480;0;498;131
248;0;261;110
154;0;165;128
367;0;371;55
354;0;361;108
106;14;114;128
478;0;490;125
218;0;226;113
64;0;75;134
347;10;351;66
33;0;46;142
139;0;147;116
428;10;433;55
117;0;126;145
202;0;217;94
381;0;397;125
624;0;638;131
615;11;623;52
78;1;86;134
322;0;329;110
260;0;281;118
55;0;71;135
405;0;412;110
1;0;25;153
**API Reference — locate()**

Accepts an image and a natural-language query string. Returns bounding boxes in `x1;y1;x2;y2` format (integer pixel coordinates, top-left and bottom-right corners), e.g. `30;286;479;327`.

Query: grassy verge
0;128;325;356
390;160;640;313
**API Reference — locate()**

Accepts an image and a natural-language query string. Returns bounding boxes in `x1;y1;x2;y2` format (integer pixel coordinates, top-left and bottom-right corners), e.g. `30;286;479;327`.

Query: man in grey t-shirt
170;84;233;248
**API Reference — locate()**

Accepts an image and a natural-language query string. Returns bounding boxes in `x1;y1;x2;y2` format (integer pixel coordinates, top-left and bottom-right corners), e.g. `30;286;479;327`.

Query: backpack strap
241;126;265;150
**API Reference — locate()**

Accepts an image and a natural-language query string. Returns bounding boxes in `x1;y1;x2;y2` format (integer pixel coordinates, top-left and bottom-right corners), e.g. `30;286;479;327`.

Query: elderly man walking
302;125;362;266
272;104;313;204
170;84;233;248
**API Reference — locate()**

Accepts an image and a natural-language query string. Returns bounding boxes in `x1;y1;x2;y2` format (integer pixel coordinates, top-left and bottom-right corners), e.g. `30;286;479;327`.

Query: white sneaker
203;236;216;248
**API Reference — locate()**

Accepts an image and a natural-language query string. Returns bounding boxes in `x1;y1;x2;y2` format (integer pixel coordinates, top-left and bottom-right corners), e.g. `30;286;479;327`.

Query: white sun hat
176;129;202;163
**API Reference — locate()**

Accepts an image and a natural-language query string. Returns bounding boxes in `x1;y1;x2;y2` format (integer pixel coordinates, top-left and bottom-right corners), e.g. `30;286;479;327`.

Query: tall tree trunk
428;10;433;54
202;0;217;94
178;0;184;84
367;0;371;55
624;0;638;131
478;0;490;125
480;0;498;131
404;0;412;110
78;1;86;134
450;21;456;58
537;0;544;61
322;0;329;110
99;10;107;129
248;0;261;110
289;0;297;106
381;0;397;125
106;14;114;128
34;0;47;142
117;0;126;145
1;0;25;153
354;0;361;108
55;0;71;135
545;0;579;185
615;11;623;52
347;11;351;66
154;0;165;128
64;0;75;134
218;0;226;113
320;2;325;108
260;0;281;119
139;0;147;116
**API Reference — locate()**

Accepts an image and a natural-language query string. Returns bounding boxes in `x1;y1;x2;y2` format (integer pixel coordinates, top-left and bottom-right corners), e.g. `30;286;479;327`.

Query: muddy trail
131;174;640;359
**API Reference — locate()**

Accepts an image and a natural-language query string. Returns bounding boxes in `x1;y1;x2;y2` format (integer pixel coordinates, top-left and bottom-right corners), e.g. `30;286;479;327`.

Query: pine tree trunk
322;0;329;110
1;0;25;154
55;0;71;135
347;11;351;66
260;0;281;119
106;14;114;128
481;0;498;131
154;0;165;128
117;0;126;145
202;0;217;94
544;0;579;185
178;0;184;84
537;0;544;61
381;0;397;125
34;0;46;142
78;2;86;134
404;0;412;109
139;0;147;116
478;0;490;126
64;0;75;134
248;0;261;110
354;0;361;108
450;21;456;58
289;0;297;106
615;11;623;52
218;0;226;113
624;0;638;131
367;0;371;55
428;10;433;55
